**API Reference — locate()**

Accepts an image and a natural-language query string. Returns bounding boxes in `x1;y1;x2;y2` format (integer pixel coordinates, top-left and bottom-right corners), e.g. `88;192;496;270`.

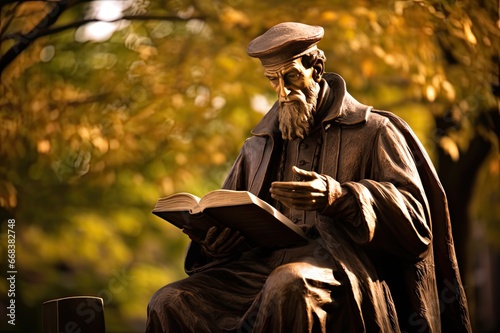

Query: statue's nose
277;77;291;99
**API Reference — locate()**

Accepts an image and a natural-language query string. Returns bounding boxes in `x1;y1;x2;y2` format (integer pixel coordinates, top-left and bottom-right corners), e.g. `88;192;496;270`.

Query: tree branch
1;15;205;42
0;12;206;73
0;2;21;37
0;0;70;73
39;15;203;40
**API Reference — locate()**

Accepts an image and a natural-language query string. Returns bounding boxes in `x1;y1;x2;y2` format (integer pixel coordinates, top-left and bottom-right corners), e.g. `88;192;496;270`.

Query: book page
153;192;201;212
198;189;255;209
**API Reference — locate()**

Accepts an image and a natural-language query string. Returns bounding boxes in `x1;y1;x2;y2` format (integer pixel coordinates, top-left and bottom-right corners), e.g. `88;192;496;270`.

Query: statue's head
248;22;327;140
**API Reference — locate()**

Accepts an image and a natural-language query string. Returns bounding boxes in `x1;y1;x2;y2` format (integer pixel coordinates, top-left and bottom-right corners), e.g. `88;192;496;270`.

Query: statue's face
264;57;316;106
264;57;320;140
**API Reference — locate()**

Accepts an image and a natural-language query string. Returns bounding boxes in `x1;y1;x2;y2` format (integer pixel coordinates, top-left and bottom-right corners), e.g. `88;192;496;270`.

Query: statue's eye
287;72;301;80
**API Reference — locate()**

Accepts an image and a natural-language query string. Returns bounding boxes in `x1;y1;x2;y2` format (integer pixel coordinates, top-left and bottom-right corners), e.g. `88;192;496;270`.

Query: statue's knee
264;263;305;294
263;262;341;298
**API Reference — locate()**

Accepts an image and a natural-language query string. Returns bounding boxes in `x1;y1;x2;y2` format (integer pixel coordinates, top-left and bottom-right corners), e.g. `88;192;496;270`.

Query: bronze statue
146;22;472;333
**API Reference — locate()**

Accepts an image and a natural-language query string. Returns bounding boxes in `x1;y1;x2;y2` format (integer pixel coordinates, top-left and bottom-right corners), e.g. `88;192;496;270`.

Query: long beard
278;86;318;141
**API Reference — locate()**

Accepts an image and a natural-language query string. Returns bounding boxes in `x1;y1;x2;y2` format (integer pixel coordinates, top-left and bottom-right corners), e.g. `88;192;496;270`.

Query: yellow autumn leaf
321;11;338;21
0;181;17;208
463;21;477;45
439;136;460;161
441;80;456;101
37;139;51;153
425;85;436;102
220;7;250;29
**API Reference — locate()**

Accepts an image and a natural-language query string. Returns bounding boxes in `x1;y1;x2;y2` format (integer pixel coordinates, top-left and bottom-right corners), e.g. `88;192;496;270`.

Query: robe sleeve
321;120;432;260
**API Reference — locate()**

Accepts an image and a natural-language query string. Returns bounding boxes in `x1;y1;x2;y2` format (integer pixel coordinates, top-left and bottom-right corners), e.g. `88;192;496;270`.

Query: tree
1;0;498;331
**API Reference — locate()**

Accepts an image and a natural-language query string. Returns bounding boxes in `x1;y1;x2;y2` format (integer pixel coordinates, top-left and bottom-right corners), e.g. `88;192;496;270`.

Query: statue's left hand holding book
152;189;308;248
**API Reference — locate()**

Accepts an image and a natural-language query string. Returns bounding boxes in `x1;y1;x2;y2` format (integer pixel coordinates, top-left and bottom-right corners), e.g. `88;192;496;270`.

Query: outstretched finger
271;181;319;191
292;166;319;180
270;187;325;199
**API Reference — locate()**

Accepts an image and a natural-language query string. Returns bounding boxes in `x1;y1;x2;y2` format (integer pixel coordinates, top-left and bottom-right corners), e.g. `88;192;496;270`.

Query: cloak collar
251;73;372;137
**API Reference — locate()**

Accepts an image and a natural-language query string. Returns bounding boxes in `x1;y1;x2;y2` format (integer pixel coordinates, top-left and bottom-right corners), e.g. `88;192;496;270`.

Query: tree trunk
436;134;491;277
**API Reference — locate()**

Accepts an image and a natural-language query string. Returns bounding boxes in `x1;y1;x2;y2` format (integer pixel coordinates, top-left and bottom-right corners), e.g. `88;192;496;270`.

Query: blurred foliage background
0;0;498;332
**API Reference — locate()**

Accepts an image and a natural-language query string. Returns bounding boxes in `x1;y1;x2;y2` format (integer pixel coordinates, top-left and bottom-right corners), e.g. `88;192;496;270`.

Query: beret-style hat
247;22;324;69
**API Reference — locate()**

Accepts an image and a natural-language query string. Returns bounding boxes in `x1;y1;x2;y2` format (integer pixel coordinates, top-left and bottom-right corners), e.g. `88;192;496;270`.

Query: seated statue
145;22;471;333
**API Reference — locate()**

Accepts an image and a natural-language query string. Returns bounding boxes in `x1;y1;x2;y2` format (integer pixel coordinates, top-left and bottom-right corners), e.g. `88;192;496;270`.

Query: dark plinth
43;296;105;333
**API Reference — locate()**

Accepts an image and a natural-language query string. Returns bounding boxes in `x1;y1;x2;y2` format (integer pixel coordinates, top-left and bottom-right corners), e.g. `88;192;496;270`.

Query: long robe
146;73;471;333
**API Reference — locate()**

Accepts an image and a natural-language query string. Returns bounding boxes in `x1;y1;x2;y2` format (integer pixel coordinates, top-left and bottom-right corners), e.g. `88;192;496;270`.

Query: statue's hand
270;166;329;211
183;226;245;259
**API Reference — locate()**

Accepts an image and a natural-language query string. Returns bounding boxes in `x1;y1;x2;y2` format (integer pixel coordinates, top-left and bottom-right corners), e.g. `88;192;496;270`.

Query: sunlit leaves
220;7;250;29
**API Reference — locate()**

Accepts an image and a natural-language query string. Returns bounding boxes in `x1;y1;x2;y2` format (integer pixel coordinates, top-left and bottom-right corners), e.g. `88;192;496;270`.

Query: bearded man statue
145;22;471;333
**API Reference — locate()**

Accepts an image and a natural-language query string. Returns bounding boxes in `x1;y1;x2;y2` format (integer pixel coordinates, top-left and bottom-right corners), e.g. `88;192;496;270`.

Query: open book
152;189;308;248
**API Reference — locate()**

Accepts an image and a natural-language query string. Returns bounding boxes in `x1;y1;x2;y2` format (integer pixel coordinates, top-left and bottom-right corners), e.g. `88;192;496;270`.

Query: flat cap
247;22;324;69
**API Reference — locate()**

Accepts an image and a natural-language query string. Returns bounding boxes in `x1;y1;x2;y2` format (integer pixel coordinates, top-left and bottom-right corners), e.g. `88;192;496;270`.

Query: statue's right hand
183;226;245;259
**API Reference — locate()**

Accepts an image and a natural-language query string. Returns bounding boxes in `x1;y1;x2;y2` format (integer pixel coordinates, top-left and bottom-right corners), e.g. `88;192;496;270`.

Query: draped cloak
167;73;471;332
